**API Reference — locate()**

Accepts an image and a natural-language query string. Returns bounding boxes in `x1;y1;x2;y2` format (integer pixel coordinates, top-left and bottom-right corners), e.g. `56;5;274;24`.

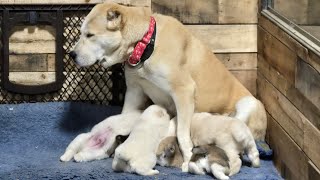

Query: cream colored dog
70;2;267;171
60;111;141;162
112;105;170;176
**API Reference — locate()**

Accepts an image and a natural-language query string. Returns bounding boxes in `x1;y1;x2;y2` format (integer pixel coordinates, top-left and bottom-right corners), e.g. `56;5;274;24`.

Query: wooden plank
0;0;151;6
304;121;320;170
47;54;56;72
296;59;320;110
258;26;296;84
216;53;257;70
259;15;320;73
9;25;55;43
218;0;258;24
9;41;55;54
151;0;257;24
267;113;308;180
9;54;49;72
231;70;256;95
309;161;320;180
9;72;56;85
188;25;257;53
151;0;218;24
258;74;306;147
273;0;308;24
258;56;320;130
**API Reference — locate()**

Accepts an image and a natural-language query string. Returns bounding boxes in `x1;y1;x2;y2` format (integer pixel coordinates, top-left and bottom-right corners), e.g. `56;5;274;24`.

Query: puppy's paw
181;162;190;172
60;154;72;162
251;158;260;168
149;170;159;175
74;153;86;162
60;151;74;162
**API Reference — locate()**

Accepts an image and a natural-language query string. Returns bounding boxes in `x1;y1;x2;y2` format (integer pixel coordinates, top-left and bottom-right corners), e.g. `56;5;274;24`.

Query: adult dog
70;3;267;171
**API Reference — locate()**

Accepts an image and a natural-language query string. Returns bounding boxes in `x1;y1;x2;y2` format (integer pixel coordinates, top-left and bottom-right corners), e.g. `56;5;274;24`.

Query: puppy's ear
106;8;122;30
192;146;207;155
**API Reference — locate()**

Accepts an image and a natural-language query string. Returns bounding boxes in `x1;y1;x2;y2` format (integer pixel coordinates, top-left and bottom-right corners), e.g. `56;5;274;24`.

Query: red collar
127;17;156;67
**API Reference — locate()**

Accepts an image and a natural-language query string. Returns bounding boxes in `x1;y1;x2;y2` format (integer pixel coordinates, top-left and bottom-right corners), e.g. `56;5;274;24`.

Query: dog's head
70;3;151;68
156;136;181;167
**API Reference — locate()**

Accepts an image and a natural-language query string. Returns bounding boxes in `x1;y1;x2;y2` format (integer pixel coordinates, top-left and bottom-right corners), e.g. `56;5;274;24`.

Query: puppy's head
141;105;170;121
70;3;151;68
156;136;182;167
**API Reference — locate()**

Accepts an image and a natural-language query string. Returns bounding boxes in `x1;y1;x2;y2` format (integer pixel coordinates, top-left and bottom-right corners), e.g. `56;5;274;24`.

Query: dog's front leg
122;84;147;114
172;81;195;172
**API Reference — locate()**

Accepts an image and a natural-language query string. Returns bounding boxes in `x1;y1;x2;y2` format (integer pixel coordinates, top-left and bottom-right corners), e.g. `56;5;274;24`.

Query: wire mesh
0;5;126;106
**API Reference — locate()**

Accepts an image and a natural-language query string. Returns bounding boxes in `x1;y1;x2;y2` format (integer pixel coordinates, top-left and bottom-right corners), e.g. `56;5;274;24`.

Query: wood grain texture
259;15;320;73
258;56;320;130
296;59;320;110
9;41;56;54
9;25;55;42
216;53;257;70
258;74;306;147
231;70;256;95
9;54;49;72
258;26;296;84
218;0;258;24
267;114;308;180
188;25;257;53
151;0;257;24
9;72;56;85
304;121;320;170
0;0;151;6
152;0;219;24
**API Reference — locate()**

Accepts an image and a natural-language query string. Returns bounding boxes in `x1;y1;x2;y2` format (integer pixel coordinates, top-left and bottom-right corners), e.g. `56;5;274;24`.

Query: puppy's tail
234;96;267;141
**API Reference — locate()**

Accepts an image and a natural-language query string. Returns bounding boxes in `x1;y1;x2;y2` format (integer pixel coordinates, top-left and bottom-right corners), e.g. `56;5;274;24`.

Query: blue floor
0;102;282;179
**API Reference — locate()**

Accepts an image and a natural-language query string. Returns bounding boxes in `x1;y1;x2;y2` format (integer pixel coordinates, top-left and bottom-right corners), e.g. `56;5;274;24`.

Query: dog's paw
74;153;86;162
181;162;189;172
60;151;74;162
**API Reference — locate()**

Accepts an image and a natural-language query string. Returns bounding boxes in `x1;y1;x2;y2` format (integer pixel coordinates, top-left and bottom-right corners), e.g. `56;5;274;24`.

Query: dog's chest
126;67;176;115
140;79;175;114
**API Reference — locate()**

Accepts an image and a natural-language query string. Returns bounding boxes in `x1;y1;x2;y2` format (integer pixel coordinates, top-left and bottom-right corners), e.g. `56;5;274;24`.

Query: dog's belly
139;79;176;115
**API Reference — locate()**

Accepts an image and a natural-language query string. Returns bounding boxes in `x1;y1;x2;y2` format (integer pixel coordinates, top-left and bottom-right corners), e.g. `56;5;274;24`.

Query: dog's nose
69;51;77;60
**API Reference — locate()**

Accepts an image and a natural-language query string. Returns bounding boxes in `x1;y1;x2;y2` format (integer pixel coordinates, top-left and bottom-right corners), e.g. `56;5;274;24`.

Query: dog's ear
106;8;122;30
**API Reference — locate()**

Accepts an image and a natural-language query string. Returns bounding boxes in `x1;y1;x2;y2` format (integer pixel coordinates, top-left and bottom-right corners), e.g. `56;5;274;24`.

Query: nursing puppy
156;136;183;168
60;111;141;162
190;113;260;176
112;105;170;176
189;145;230;180
70;2;267;170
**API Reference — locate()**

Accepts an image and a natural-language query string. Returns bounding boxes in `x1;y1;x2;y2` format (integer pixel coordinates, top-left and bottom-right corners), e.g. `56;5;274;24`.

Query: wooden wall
2;0;258;95
258;12;320;180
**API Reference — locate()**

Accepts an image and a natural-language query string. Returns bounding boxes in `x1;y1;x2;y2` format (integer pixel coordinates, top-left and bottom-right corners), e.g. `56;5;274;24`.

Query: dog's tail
234;96;267;141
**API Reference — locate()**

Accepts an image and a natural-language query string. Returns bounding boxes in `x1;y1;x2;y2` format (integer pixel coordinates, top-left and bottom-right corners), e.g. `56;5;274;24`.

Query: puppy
156;136;183;168
112;105;170;176
190;113;260;176
189;145;230;180
60;111;141;162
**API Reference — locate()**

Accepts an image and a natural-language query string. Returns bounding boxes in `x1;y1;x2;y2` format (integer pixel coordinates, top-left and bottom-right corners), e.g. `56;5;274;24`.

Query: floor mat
0;102;282;179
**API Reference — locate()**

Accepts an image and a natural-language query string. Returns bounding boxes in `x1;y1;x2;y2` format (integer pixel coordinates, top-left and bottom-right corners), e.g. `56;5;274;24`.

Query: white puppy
60;111;142;162
189;113;260;176
112;105;170;176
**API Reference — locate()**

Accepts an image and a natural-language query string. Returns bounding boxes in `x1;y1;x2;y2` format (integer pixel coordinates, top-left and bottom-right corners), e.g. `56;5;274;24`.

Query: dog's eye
86;33;94;38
